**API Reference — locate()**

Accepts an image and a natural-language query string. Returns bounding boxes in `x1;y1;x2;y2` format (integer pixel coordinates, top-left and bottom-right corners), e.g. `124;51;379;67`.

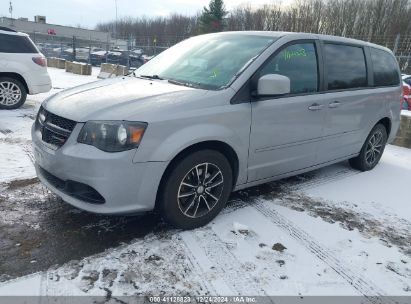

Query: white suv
0;27;51;109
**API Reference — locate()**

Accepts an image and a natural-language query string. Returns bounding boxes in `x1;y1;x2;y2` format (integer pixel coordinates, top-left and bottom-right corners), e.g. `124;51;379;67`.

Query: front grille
35;107;76;149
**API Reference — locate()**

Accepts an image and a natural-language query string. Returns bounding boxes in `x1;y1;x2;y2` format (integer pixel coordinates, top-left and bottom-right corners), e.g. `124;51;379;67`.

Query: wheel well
155;141;240;208
0;72;29;93
377;117;391;137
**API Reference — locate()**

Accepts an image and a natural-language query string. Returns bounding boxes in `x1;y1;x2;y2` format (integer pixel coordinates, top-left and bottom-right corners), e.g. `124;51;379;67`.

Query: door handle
329;101;341;108
308;103;324;111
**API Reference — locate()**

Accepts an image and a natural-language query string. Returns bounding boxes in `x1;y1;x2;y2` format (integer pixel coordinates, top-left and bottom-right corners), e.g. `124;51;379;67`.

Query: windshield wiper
138;74;164;80
167;79;202;89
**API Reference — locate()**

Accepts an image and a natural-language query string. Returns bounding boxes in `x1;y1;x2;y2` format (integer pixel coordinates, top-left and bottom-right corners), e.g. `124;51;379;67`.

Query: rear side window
324;44;367;90
0;33;38;53
370;48;400;86
260;42;318;94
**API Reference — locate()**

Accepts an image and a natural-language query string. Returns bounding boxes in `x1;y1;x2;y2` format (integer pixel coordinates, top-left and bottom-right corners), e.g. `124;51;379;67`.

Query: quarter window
259;43;318;94
324;44;367;90
370;48;400;86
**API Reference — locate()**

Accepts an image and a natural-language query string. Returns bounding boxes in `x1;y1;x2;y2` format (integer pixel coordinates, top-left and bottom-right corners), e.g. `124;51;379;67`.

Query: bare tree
96;0;411;56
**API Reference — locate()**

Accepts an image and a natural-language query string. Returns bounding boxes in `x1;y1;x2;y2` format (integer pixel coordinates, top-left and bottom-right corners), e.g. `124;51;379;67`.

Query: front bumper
32;123;168;214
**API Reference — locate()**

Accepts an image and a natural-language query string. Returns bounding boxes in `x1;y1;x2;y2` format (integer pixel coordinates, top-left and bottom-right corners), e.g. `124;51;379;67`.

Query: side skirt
233;153;359;191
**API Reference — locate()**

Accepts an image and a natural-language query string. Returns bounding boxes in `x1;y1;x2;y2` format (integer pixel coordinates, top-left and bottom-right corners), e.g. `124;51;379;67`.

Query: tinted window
324;44;367;90
260;43;318;94
0;34;38;53
371;48;400;86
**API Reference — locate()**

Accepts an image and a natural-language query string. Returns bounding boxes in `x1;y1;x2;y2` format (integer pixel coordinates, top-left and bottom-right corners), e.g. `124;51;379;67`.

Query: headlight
78;121;147;152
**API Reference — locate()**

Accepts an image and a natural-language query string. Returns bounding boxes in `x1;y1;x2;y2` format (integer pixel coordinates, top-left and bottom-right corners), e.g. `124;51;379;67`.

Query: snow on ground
0;142;34;183
402;110;411;117
1;149;410;297
0;68;411;298
303;145;411;222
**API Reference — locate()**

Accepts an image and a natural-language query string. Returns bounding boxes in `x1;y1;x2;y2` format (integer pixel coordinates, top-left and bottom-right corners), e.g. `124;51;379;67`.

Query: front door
248;41;326;182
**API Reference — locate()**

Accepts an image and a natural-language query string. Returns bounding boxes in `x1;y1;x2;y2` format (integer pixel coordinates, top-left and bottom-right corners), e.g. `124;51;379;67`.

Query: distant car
402;83;410;110
106;50;144;68
141;54;155;63
37;43;62;58
402;74;411;85
90;50;107;66
61;48;75;61
402;75;410;110
105;50;123;64
131;48;143;56
62;47;103;62
0;27;51;109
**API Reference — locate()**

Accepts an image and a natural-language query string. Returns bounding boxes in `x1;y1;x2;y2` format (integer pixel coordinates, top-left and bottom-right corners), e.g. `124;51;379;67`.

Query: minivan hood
43;77;207;122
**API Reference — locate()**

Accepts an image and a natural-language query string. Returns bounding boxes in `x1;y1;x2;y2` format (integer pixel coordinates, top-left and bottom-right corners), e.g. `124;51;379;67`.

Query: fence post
72;36;76;62
127;35;131;70
393;34;400;56
88;36;92;65
106;36;109;64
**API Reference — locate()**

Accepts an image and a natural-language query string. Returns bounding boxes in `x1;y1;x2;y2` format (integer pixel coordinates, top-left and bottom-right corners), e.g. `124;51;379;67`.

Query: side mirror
257;74;290;96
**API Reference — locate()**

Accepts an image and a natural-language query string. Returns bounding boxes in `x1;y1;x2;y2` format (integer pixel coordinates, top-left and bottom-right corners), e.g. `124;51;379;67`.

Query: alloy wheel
177;162;224;218
365;130;384;166
0;81;22;106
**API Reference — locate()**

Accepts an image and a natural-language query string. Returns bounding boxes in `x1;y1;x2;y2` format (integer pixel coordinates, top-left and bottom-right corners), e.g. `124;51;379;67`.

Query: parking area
0;68;411;297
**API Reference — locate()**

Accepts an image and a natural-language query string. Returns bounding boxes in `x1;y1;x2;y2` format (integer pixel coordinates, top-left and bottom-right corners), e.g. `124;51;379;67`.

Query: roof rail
0;26;17;32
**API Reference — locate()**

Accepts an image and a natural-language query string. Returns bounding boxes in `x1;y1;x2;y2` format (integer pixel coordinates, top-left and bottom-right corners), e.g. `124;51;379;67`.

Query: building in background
0;16;127;49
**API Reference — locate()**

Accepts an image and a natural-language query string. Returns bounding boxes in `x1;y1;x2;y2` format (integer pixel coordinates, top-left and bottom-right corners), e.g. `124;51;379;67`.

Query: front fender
133;123;250;185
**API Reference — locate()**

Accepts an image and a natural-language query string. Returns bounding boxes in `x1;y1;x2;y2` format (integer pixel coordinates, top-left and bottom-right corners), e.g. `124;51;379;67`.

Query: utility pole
9;1;13;19
114;0;118;46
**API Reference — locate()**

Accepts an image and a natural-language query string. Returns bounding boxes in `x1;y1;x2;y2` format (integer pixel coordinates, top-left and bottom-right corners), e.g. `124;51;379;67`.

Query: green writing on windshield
282;48;307;60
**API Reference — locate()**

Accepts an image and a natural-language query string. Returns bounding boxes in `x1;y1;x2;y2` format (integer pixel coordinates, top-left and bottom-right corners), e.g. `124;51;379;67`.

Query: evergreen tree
199;0;228;33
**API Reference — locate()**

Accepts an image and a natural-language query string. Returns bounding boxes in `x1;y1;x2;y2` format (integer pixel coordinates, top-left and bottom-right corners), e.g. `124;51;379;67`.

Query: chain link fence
343;34;411;73
25;31;188;69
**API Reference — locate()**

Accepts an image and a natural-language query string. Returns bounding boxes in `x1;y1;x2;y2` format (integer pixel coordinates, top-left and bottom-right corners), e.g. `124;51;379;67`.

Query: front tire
159;150;233;229
349;124;387;171
0;77;27;110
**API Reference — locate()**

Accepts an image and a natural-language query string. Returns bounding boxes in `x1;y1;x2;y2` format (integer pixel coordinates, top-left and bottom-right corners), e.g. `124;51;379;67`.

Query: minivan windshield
135;34;277;90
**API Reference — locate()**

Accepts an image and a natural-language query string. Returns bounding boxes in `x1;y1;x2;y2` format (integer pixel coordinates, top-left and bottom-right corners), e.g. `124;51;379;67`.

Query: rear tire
349;124;387;171
159;150;233;230
0;77;27;110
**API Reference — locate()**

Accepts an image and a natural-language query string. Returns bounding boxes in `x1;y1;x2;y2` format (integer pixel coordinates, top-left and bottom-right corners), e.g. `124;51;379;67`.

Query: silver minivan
32;32;402;229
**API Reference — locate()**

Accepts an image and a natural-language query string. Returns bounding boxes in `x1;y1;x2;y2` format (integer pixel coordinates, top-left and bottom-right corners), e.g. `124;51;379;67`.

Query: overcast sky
1;0;291;29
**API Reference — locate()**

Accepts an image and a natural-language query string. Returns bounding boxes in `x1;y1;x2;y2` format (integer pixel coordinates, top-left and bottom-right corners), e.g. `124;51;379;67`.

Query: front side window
0;34;38;53
259;43;318;94
371;48;400;87
136;34;277;90
324;44;367;90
